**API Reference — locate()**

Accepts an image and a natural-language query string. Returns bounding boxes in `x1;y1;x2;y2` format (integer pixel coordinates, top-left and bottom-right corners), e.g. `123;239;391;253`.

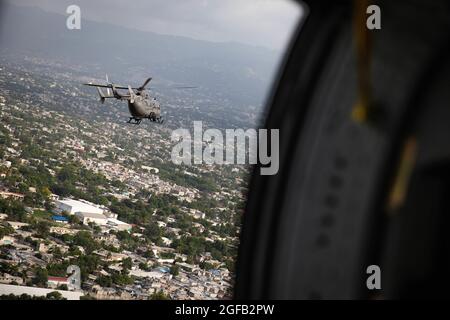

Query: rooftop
51;215;69;222
47;276;68;282
57;199;103;213
75;212;107;220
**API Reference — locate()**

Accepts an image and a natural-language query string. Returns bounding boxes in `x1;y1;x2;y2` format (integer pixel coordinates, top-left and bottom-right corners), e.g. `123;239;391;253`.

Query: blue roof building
52;215;69;223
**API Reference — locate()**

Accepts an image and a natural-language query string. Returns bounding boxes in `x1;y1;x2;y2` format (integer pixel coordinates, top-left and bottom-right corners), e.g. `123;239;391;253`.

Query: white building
106;218;132;231
0;284;82;300
7;221;29;230
54;199;104;216
129;270;166;279
75;212;108;226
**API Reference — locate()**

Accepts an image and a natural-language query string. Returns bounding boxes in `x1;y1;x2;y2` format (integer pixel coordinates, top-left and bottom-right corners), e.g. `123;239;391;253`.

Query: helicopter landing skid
127;117;142;125
150;117;164;124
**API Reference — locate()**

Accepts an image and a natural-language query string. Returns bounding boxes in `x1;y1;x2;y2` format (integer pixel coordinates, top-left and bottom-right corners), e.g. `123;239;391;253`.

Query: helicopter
84;75;190;125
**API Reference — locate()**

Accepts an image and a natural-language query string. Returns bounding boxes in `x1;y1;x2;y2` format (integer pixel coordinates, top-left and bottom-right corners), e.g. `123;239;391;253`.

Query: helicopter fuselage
128;95;161;122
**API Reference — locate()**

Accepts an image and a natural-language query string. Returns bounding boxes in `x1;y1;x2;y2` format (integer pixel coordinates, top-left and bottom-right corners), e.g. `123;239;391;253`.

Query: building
104;211;118;219
106;218;132;231
54;199;104;216
47;276;69;289
0;284;82;300
129;270;165;279
75;212;108;226
0;236;15;245
52;215;69;224
7;221;29;230
0;191;24;201
188;209;206;220
50;226;78;236
0;273;23;285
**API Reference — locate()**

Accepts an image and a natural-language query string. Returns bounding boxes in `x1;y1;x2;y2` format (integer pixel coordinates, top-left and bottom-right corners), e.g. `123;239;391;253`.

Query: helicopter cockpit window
0;0;302;300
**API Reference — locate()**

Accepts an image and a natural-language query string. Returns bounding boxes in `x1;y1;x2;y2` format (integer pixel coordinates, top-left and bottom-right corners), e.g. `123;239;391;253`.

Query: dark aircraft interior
236;0;450;299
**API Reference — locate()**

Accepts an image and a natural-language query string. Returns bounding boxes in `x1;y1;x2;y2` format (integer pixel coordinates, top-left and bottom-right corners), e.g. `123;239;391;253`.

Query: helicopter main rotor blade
83;83;130;90
172;86;198;89
138;77;152;91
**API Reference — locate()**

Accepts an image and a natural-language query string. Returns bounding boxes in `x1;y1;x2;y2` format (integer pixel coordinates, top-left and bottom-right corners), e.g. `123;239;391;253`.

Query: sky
7;0;303;51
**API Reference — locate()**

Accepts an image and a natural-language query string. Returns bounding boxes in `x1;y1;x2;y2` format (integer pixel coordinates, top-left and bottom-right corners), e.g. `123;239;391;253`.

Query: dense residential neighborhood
0;55;250;300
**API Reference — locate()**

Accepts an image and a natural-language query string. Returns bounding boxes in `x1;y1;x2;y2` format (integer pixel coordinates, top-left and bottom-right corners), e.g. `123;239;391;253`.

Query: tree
200;261;214;271
139;262;150;271
170;265;180;276
33;268;48;287
150;290;170;300
57;284;68;291
110;272;133;286
68;214;80;225
41;187;51;199
121;257;132;271
0;225;14;239
144;223;162;243
96;275;112;287
46;291;65;300
73;231;98;254
35;221;50;238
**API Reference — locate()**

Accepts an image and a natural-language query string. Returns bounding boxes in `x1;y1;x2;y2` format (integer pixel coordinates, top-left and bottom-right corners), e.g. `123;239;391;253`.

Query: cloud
9;0;302;50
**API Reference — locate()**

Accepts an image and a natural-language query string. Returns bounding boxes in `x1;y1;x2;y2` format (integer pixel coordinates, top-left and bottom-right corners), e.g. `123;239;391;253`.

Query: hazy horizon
5;0;302;51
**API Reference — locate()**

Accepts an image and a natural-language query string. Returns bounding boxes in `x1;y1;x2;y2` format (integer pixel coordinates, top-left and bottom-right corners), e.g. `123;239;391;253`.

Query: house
49;193;59;201
0;273;23;285
0;236;15;245
188;209;206;220
0;191;25;201
129;269;165;279
49;226;78;236
89;285;132;300
7;221;29;230
37;242;51;253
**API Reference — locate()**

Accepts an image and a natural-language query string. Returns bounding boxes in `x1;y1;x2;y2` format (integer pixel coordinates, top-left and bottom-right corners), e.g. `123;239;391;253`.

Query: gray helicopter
84;76;164;125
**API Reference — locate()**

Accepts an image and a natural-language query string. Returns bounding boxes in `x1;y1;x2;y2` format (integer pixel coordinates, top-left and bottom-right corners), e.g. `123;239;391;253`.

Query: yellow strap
387;137;417;212
352;0;373;123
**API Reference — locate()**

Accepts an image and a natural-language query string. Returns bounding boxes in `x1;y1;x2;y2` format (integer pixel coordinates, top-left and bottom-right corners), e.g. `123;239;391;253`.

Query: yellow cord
352;0;372;123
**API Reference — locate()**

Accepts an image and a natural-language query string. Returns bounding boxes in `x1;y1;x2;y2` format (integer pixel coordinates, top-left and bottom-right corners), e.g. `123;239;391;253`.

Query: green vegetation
150;290;171;300
0;292;66;300
170;265;180;276
33;267;48;287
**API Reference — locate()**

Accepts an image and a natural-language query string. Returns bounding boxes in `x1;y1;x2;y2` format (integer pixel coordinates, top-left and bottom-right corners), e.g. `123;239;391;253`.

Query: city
0;55;250;300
